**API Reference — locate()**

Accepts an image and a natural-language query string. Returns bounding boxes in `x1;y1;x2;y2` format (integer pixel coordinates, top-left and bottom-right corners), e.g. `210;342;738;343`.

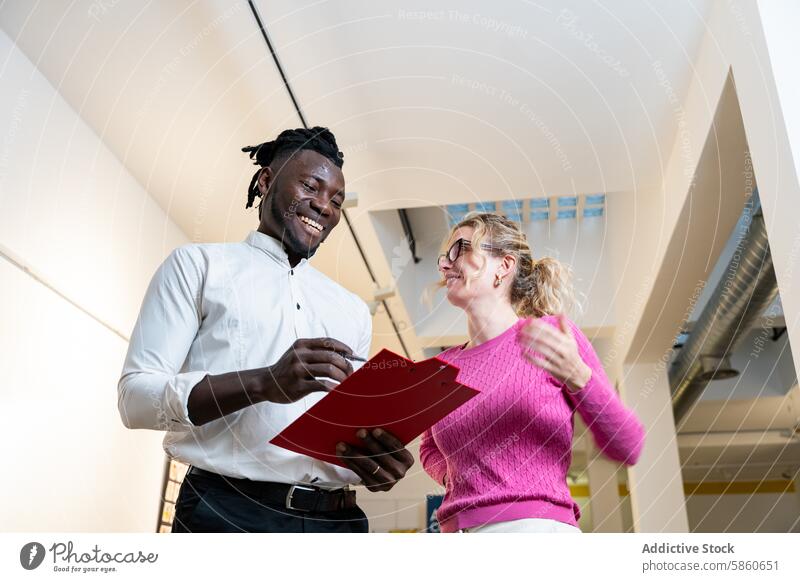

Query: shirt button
290;269;294;275
297;303;301;310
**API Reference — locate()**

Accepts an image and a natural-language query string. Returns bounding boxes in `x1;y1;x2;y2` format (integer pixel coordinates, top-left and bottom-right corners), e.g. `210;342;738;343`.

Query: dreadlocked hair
241;126;344;211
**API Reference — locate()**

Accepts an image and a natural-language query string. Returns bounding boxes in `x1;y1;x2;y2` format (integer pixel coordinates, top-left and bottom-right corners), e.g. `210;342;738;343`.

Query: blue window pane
474;201;496;212
506;211;523;223
501;200;523;213
445;203;470;226
557;196;578;207
530;198;549;209
446;203;470;213
585;194;605;206
530;211;550;221
557;209;577;219
582;207;604;218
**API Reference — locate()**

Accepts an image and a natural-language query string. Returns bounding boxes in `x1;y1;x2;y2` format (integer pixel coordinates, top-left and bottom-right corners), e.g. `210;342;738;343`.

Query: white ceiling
0;0;716;364
0;0;714;351
262;0;713;210
0;0;713;235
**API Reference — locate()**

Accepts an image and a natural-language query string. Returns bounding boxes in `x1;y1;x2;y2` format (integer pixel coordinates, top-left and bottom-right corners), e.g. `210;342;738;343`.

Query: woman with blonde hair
420;212;645;533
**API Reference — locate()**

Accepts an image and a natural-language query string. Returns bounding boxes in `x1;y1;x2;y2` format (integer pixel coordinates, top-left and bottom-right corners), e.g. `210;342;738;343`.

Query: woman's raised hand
519;314;592;392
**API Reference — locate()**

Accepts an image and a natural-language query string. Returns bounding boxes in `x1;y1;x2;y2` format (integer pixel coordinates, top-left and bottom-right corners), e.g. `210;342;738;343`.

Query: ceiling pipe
670;193;779;423
246;0;411;358
397;209;422;265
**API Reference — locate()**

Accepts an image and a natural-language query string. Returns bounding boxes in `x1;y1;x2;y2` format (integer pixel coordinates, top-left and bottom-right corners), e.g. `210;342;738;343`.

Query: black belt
186;466;357;513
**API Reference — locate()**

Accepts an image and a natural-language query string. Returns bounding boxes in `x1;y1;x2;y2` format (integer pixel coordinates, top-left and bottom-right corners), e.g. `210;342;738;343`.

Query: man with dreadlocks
118;127;414;532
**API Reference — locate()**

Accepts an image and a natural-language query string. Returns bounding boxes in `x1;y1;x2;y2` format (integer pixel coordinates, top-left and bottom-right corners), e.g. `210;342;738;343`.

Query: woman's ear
499;254;517;278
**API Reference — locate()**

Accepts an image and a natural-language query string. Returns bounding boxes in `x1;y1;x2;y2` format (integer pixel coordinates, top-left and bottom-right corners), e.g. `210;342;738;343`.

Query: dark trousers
171;471;369;533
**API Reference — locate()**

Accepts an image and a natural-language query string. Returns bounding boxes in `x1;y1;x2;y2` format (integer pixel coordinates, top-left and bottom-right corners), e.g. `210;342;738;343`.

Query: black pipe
398;209;422;264
246;0;307;128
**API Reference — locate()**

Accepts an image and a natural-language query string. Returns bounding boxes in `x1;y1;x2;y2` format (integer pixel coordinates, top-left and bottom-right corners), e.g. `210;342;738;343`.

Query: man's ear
257;166;274;197
256;166;273;221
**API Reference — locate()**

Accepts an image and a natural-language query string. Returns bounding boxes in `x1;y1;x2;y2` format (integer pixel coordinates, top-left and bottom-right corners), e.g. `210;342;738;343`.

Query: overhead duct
670;197;779;423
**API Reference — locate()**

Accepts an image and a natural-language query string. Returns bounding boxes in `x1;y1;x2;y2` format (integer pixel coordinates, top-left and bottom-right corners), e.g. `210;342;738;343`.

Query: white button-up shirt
118;230;371;486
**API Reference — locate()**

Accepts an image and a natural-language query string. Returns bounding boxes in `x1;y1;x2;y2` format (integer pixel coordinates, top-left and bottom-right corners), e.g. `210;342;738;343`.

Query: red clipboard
269;348;480;468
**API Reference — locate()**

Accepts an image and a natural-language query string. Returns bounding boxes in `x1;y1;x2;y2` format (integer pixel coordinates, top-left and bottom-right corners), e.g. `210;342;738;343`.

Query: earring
494;274;503;287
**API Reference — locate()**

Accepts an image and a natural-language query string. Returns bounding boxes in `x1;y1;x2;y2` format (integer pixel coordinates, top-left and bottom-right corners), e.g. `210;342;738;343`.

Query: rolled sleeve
117;246;208;431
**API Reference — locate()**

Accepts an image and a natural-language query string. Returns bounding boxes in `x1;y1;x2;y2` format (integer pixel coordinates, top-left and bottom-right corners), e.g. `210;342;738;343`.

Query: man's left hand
336;428;414;492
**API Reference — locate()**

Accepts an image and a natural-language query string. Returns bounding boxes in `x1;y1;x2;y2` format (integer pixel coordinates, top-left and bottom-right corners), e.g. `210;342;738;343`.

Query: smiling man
117;127;414;533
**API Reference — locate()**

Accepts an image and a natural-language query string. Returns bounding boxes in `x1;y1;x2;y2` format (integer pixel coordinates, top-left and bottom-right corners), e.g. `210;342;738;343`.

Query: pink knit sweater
420;316;645;532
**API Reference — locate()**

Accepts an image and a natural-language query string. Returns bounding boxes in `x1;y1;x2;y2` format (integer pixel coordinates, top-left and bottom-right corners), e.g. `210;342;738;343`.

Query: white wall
687;492;800;533
0;29;188;532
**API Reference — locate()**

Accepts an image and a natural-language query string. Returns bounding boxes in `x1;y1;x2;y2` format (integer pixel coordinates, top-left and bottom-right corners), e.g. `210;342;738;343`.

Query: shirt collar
244;230;309;269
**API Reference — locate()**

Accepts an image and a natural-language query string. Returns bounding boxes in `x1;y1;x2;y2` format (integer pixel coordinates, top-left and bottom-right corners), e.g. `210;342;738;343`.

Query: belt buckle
285;484;317;512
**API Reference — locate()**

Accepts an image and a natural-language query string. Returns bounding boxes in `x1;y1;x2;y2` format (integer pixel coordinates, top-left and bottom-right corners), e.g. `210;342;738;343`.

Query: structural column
623;362;689;532
585;439;624;532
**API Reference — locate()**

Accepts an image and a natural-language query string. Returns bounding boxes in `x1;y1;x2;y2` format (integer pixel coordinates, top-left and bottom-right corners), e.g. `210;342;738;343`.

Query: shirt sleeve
420;428;448;485
560;318;645;466
117;245;209;431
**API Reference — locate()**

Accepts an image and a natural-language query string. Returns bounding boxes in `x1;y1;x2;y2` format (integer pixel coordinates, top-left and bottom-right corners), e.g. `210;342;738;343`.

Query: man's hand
187;337;357;425
336;428;415;492
262;337;355;403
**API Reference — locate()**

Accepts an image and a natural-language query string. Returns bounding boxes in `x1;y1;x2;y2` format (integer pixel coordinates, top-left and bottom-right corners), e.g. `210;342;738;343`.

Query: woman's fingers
522;320;574;359
522;322;562;347
523;335;562;365
529;356;554;373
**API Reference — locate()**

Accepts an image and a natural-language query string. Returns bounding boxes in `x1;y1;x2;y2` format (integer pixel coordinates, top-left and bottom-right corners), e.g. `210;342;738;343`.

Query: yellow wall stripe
568;480;795;498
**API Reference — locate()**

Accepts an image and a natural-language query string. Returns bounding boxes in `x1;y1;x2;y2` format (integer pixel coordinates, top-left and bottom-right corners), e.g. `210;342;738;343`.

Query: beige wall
0;29;187;532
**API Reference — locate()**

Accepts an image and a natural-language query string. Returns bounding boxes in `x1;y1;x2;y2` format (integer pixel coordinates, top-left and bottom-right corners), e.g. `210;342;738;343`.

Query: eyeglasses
437;238;498;268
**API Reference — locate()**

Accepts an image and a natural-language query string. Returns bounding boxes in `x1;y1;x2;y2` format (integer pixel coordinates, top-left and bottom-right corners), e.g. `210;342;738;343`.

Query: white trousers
462;518;582;533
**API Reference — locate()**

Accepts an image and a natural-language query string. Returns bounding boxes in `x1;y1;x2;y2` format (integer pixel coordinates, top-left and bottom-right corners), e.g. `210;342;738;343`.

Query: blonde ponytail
513;255;577;318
